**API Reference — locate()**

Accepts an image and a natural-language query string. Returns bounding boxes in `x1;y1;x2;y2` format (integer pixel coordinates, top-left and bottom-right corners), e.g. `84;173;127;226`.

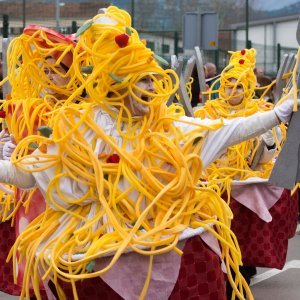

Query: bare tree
211;0;265;27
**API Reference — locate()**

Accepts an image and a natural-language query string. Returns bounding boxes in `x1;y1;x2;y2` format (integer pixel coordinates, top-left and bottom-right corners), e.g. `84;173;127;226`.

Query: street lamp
131;0;134;27
22;0;26;30
245;0;249;48
56;1;65;32
56;0;60;31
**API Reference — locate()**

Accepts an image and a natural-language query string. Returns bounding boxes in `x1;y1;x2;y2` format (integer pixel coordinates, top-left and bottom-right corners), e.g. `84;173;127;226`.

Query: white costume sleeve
201;111;279;168
0;160;36;189
0;109;279;207
177;110;279;169
27;108;116;210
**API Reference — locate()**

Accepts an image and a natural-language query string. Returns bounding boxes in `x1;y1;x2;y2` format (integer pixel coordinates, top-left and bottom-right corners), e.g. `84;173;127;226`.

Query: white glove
260;130;275;147
0;130;11;160
0;130;11;143
274;96;300;124
0;160;36;189
3;139;16;161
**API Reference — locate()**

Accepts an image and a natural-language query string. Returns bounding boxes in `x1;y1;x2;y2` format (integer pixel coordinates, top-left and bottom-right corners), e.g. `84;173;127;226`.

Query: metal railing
1;25;298;76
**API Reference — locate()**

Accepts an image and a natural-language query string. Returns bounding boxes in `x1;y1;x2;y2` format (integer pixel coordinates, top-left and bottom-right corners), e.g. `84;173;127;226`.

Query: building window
60;27;69;34
162;44;170;53
10;27;22;35
147;41;155;51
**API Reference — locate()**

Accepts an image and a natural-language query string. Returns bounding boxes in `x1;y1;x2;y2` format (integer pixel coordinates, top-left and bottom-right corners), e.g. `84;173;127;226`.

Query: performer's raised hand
261;130;275;147
3;135;16;161
0;130;11;160
274;93;300;124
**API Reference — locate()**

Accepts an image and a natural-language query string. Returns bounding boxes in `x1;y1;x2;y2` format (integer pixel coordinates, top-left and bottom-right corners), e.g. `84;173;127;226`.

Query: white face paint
126;75;156;116
225;78;244;106
44;57;70;98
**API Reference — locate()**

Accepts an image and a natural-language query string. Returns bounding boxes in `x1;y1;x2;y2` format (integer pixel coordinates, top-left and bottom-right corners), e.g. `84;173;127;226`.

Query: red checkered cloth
0;188;48;298
169;236;226;300
229;189;298;269
0;221;23;295
55;236;226;300
14;189;46;286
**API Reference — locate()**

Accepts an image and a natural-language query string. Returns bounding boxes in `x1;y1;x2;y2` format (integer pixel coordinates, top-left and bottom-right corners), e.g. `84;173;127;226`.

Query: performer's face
44;57;70;98
125;75;156;116
225;78;244;106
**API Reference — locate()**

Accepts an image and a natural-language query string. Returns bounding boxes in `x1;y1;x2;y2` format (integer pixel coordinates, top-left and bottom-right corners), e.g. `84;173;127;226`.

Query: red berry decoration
115;34;129;48
107;153;120;163
0;110;6;118
239;59;245;64
240;49;246;55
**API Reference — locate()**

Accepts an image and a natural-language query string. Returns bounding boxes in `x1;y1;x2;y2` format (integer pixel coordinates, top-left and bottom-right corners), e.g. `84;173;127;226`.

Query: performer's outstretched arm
0;160;36;188
201;97;299;168
0;97;297;194
200;110;279;168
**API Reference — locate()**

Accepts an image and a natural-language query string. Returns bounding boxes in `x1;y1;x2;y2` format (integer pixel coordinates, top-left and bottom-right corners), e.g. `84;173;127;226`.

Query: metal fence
236;40;298;76
1;25;298;77
136;31;298;76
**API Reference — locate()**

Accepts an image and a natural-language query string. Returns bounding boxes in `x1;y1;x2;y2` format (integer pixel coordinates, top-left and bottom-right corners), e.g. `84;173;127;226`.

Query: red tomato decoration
115;34;129;48
107;153;120;163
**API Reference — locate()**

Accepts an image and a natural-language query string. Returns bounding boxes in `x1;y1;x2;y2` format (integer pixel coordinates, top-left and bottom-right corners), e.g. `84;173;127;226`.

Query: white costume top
0;107;279;210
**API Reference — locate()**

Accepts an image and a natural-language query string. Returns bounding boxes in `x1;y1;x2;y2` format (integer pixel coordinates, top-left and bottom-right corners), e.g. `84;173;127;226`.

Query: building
0;0;214;57
230;14;299;74
0;1;298;73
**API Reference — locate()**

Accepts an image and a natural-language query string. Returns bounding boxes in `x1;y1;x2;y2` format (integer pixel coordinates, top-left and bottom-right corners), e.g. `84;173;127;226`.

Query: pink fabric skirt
14;189;46;286
0;188;46;296
55;236;226;300
0;225;226;299
2;187;227;299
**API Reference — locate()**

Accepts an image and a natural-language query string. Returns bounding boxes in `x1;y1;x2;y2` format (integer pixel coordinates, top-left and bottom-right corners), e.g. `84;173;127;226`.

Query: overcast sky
0;0;299;10
255;0;300;10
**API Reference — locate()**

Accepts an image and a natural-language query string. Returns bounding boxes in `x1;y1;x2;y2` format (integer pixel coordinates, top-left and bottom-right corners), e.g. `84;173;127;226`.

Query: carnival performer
0;25;80;296
195;48;286;199
195;48;299;293
0;6;298;300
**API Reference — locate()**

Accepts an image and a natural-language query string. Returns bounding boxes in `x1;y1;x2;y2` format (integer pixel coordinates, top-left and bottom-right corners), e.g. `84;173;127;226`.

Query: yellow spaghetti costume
0;26;82;220
195;48;286;200
0;26;83;292
2;25;85;143
0;7;270;300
